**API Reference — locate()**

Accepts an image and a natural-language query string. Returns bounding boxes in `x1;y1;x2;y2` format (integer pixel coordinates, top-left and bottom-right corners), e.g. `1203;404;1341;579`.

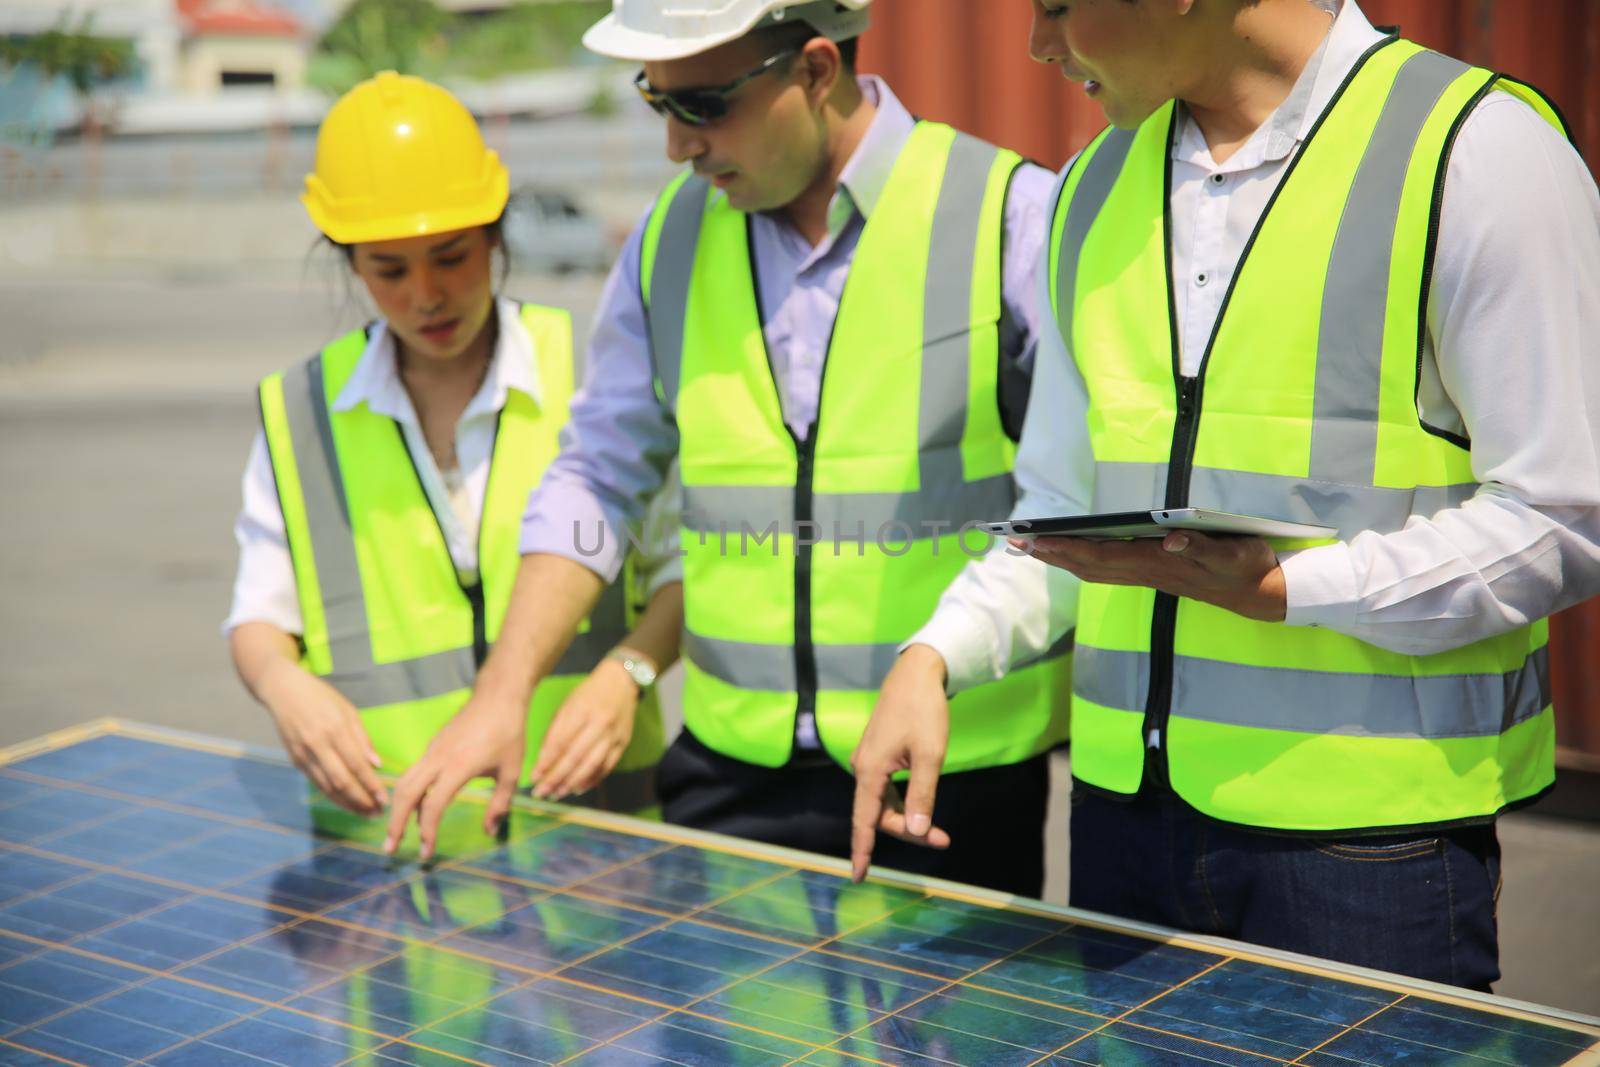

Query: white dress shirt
914;0;1600;693
225;297;681;637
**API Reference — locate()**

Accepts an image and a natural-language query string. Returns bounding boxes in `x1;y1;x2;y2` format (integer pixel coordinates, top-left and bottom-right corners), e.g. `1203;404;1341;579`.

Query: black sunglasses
633;48;801;127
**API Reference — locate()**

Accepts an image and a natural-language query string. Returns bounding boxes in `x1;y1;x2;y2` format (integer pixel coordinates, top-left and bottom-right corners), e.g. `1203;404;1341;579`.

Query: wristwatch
606;646;659;692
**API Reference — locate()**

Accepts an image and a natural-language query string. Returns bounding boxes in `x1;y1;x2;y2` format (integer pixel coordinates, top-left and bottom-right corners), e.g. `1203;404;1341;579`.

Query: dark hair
759;21;859;73
837;35;859;71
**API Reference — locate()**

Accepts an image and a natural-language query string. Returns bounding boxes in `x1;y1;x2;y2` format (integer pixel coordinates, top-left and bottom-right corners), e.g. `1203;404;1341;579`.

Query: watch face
612;650;656;689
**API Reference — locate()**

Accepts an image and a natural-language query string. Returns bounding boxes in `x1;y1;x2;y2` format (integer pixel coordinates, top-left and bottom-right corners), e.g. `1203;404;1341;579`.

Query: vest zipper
1139;38;1392;789
464;581;490;668
792;423;820;745
748;221;835;762
1142;374;1199;778
1165;376;1202;509
468;407;505;670
393;407;502;673
791;325;843;763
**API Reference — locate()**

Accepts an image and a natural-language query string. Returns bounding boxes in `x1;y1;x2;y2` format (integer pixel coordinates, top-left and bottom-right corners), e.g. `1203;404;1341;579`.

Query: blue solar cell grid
0;724;1595;1066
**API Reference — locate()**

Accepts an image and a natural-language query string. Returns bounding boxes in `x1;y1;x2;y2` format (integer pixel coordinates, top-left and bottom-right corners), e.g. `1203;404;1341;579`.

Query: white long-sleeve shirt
225;297;681;637
913;0;1600;693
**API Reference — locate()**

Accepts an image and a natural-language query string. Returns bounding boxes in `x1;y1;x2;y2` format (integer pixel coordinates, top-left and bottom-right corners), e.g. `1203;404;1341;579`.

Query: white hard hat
584;0;872;63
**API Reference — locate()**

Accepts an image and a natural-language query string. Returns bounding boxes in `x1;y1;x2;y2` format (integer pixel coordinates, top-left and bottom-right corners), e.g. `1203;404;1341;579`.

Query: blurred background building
175;0;308;94
0;1;648;140
861;0;1600;171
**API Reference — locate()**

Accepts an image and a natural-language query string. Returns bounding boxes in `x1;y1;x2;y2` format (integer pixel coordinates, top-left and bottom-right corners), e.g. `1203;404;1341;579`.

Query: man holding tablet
851;0;1600;990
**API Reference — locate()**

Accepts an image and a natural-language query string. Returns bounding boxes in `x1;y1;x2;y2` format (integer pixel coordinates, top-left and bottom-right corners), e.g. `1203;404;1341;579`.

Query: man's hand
383;693;526;861
378;553;610;861
1017;531;1287;621
528;658;640;801
260;659;388;817
849;644;953;883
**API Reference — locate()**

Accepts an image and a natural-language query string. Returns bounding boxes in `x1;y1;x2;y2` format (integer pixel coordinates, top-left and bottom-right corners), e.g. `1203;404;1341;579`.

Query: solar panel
0;720;1595;1066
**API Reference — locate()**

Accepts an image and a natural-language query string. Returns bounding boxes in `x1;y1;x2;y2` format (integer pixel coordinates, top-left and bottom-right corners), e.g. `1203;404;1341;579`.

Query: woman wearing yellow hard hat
224;71;674;826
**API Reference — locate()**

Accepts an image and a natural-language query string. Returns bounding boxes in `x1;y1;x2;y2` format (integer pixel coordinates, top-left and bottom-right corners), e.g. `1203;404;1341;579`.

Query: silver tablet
982;508;1337;541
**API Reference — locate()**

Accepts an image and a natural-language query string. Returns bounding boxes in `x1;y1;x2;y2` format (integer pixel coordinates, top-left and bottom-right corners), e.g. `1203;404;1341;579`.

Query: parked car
502;186;611;274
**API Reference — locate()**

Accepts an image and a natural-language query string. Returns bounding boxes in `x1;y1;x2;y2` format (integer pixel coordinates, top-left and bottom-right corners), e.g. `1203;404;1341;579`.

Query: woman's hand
528;659;641;801
258;658;389;817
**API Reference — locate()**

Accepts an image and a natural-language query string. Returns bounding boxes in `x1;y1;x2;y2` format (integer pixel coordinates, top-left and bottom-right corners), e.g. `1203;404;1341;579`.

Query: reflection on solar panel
1;721;1596;1067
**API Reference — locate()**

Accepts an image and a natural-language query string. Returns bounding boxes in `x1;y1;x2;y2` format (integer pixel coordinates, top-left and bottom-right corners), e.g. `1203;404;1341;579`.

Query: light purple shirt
521;77;1056;582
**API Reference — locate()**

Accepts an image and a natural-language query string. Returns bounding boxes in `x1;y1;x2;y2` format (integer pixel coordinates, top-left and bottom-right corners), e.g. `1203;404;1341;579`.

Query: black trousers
657;729;1050;898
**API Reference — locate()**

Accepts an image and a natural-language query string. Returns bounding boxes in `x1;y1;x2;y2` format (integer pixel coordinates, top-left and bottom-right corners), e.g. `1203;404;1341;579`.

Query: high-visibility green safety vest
1051;37;1562;832
643;122;1072;770
258;303;664;809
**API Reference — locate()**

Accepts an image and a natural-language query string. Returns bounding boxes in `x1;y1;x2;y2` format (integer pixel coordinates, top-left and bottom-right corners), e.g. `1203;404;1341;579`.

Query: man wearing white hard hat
383;0;1072;895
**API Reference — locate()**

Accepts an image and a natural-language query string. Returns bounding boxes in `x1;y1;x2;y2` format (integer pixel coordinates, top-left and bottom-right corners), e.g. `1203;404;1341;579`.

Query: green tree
0;15;135;136
442;1;610;81
307;0;611;93
307;0;450;95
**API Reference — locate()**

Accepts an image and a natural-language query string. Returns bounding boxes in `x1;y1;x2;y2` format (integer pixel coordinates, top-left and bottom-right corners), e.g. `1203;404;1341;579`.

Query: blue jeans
1069;788;1502;991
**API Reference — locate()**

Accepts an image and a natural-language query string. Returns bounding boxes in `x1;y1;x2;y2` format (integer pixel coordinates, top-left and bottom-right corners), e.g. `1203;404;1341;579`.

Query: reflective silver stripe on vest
663;131;1033;698
1310;50;1473;485
646;175;709;409
280;354;625;710
1054;126;1138;345
919;133;1007;494
688;627;1073;694
1074;644;1550;738
327;647;478;708
1061;58;1486;531
661;132;1017;543
681;463;1014;536
321;602;622;708
282;356;376;673
685;633;894;692
1090;461;1476;540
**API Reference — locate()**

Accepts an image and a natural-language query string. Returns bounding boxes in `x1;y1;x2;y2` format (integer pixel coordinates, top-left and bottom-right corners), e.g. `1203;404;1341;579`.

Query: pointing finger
850;762;892;883
384;762;435;855
415;765;474;863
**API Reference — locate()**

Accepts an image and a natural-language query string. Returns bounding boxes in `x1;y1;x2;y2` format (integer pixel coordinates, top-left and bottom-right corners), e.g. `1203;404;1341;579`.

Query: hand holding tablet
994;510;1326;623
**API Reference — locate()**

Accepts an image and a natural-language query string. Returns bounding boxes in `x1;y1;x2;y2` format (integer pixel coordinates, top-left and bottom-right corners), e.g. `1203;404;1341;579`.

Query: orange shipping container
860;0;1600;770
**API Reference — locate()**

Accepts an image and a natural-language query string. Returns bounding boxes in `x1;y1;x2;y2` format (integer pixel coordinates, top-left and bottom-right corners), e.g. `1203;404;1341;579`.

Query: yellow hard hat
302;71;510;245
